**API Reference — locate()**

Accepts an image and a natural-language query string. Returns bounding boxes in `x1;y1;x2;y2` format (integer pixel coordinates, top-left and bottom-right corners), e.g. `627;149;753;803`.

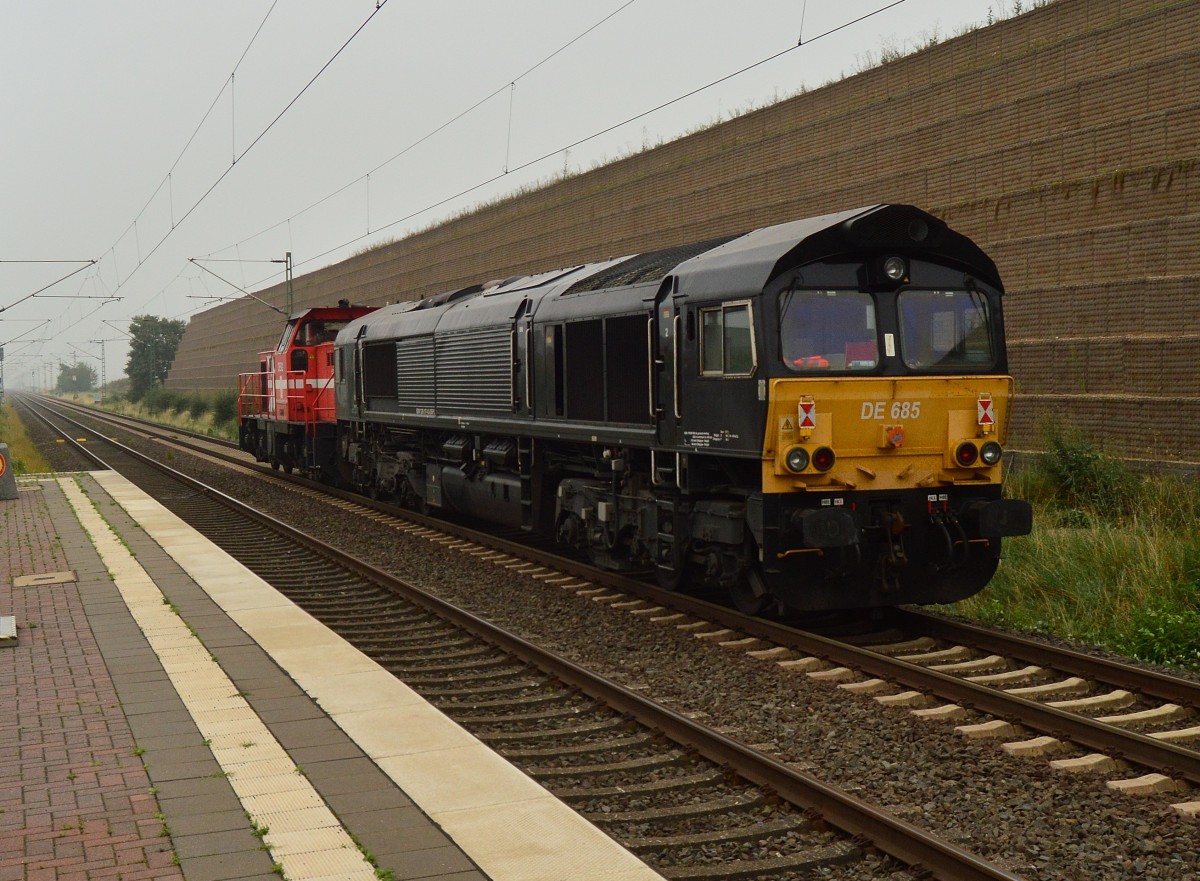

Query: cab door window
700;301;756;377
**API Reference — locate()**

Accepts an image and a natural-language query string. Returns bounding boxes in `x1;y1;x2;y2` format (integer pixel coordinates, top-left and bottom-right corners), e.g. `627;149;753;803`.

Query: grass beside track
31;392;1200;672
945;427;1200;672
0;398;52;473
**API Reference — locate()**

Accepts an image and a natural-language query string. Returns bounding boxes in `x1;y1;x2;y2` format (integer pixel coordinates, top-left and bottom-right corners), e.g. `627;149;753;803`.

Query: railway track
23;395;1028;881
27;397;1200;805
18;400;1200;878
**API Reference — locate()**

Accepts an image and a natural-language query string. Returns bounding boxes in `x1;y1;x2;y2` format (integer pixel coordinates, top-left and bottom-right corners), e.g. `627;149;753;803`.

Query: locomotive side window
565;320;604;421
780;290;877;371
699;301;756;377
605;314;650;424
898;290;995;370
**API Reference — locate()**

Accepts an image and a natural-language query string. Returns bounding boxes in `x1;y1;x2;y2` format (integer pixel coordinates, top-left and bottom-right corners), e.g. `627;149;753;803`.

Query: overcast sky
2;0;1017;389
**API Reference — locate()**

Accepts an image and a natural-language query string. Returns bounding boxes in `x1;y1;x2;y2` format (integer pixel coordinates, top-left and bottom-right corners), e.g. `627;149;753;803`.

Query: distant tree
56;363;98;393
125;315;186;401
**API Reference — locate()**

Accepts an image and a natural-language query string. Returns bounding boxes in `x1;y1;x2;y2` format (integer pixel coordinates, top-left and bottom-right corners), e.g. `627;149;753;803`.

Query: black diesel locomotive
251;204;1032;613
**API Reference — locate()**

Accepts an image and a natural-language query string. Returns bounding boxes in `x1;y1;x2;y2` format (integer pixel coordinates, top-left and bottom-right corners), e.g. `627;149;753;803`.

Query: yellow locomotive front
755;274;1031;611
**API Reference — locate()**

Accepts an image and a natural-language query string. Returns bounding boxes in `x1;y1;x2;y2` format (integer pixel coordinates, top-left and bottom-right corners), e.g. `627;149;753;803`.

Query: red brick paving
0;483;182;880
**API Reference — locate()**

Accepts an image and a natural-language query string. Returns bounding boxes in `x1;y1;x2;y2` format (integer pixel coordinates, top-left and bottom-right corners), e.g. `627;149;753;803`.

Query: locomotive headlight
812;446;836;472
980;441;1004;466
955;442;979;467
784;446;809;473
883;256;907;282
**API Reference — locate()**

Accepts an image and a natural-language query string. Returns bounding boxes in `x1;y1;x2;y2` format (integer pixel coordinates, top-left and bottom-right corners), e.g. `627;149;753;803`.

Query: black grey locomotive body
332;204;1031;613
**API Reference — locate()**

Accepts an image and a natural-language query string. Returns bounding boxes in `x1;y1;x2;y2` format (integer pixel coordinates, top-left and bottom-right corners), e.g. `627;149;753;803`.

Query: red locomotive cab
238;303;376;476
274;317;339;423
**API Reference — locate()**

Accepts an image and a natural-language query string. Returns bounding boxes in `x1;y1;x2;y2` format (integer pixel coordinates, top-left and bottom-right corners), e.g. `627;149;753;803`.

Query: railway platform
0;471;664;881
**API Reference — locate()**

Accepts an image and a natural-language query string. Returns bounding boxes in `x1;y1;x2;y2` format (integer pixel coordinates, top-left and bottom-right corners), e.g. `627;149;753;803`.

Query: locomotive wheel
270;460;280;471
730;565;772;617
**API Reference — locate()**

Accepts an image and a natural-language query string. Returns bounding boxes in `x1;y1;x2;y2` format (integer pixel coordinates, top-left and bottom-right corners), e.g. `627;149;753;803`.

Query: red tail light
955;442;979;467
812;446;836;472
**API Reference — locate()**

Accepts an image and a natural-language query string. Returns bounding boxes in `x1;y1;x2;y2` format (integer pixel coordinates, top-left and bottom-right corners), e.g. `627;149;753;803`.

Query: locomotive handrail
285;369;338;427
672;313;682;420
525;325;532;413
307;402;336;429
307;373;336;426
236;372;268;419
355;339;366;420
646;317;655;420
283;368;306;411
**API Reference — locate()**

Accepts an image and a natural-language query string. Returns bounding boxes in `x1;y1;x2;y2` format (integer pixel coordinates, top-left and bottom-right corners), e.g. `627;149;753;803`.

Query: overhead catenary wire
98;1;280;264
25;0;912;358
8;1;306;355
188;259;286;315
218;0;907;293
96;1;391;302
284;0;908;276
206;0;642;261
0;262;97;314
4;2;282;351
1;319;50;350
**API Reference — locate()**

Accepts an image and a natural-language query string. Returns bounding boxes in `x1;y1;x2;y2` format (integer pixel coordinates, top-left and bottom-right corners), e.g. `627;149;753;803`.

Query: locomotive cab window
299;319;349;346
898;290;995;370
700;301;756;377
276;321;298;353
780;290;877;372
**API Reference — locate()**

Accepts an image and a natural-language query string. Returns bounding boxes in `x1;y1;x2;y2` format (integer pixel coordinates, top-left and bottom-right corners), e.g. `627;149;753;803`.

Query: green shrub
187;395;210;419
1111;592;1200;669
157;389;181;414
142;388;164;414
953;455;1200;672
211;390;238;426
1035;423;1137;516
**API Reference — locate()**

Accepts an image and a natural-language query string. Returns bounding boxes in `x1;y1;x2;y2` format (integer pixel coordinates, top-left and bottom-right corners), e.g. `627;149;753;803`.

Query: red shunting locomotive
238;300;376;476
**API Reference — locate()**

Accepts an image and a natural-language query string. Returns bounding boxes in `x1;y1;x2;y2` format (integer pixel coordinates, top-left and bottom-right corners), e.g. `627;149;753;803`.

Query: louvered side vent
395;336;436;412
436;327;512;413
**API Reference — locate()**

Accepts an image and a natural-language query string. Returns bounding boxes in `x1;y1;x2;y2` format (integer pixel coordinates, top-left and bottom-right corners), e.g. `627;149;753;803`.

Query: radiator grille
395;336;436;410
435;327;512;412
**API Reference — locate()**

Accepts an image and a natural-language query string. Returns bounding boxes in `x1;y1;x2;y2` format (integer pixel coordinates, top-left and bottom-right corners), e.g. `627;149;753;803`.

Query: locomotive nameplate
684;429;741;448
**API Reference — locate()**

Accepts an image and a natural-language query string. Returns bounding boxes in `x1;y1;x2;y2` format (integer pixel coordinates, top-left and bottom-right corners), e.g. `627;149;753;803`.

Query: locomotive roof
337;204;1001;346
672;203;1002;296
286;304;376;322
562;233;743;295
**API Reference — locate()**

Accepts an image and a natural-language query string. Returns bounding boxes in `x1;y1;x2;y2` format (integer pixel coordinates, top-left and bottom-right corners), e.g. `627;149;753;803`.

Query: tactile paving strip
59;477;377;881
